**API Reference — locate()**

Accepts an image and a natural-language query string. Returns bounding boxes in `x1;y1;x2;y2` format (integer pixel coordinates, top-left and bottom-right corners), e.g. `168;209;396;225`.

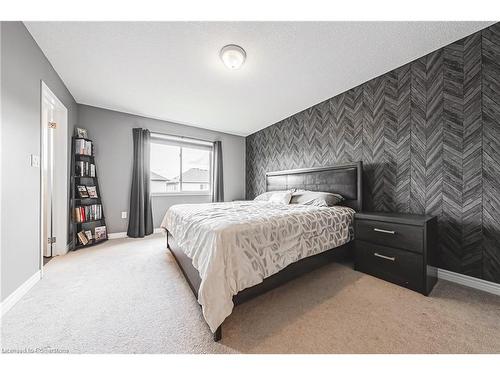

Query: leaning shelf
69;135;108;250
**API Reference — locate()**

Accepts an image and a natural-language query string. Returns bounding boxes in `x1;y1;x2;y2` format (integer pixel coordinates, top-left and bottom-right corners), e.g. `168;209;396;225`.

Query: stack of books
73;204;102;223
75;139;93;155
75;161;96;177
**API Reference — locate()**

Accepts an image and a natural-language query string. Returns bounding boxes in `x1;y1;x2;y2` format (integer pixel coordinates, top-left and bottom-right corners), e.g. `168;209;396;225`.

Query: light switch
30;154;40;168
121;211;127;219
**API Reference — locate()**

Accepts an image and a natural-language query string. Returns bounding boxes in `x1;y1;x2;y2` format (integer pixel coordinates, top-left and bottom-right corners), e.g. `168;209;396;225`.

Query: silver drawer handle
374;252;396;261
374;228;396;235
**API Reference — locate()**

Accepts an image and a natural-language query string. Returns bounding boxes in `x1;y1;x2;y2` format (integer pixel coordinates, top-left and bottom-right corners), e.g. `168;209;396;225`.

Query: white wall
77;104;246;233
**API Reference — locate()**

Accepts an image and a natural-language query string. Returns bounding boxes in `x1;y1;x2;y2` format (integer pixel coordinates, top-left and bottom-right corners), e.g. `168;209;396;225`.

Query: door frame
40;81;68;276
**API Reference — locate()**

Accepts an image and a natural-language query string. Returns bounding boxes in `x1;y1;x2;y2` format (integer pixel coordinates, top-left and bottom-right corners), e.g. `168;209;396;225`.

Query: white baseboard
438;268;500;296
108;228;164;240
108;231;127;239
1;271;41;316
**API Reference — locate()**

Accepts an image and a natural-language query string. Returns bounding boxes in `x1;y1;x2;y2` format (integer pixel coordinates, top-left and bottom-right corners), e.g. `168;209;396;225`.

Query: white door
41;82;68;260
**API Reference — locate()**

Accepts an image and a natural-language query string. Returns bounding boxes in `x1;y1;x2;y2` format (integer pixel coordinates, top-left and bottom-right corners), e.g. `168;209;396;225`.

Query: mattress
161;200;355;332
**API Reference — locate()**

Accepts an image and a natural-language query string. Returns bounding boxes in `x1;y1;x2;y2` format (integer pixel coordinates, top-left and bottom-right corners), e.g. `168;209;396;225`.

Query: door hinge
47;237;56;244
48;122;57;129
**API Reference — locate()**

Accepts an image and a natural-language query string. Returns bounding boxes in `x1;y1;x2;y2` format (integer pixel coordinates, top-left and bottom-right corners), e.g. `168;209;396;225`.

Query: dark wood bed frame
166;161;363;341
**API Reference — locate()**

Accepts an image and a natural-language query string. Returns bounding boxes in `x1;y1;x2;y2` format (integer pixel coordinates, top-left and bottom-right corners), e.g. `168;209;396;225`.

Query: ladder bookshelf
69;135;108;250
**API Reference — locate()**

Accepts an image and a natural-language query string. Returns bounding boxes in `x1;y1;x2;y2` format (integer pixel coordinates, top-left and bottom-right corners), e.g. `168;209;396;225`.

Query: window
150;134;213;195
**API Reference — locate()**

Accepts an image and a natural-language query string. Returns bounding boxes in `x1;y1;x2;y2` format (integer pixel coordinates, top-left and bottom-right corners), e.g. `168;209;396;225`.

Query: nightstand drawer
355;219;423;253
355;240;424;292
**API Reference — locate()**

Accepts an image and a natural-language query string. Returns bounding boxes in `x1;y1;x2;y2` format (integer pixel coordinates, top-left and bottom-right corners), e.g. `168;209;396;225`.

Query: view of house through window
150;138;212;194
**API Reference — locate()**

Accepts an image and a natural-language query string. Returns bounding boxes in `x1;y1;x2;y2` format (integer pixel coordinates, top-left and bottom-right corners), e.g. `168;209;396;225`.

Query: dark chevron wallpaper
246;23;500;283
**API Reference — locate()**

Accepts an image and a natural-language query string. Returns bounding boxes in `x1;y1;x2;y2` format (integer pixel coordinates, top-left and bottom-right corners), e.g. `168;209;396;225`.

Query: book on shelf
75;161;95;177
94;226;107;241
77;185;89;198
84;230;93;240
86;186;98;198
75;128;88;139
73;204;102;223
77;231;89;245
75;139;93;156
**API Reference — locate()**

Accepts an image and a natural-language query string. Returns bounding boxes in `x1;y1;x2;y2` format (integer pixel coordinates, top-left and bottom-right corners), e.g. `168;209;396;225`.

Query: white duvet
161;201;355;332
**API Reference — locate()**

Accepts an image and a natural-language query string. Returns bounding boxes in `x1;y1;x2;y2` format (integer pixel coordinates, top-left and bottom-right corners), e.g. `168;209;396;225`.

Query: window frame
150;133;213;197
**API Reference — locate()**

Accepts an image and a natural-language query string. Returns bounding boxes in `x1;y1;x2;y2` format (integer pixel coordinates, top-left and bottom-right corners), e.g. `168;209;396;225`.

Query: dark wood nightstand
354;212;438;296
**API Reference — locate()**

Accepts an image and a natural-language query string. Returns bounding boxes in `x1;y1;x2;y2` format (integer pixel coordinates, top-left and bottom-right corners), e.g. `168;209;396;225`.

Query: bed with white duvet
161;199;355;333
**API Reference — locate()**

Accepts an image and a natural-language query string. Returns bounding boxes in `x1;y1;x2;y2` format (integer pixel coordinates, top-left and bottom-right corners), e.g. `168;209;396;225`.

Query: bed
161;162;363;341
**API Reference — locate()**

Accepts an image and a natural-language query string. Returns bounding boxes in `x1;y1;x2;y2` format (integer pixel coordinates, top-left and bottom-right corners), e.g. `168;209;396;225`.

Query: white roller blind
150;132;213;151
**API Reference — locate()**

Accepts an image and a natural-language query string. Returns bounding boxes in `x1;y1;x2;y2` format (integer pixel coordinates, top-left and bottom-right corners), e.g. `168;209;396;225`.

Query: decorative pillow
290;191;344;207
301;198;329;207
268;190;293;204
254;190;295;202
254;191;276;201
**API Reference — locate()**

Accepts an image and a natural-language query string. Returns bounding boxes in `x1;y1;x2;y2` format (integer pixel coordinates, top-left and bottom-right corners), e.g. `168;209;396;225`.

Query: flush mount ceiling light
219;44;246;70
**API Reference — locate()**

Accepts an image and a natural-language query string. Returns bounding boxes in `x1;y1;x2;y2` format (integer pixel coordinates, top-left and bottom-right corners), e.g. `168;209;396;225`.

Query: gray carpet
2;234;500;354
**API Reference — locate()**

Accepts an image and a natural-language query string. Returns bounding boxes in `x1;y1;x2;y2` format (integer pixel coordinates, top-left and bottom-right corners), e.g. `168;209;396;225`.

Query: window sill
151;192;211;197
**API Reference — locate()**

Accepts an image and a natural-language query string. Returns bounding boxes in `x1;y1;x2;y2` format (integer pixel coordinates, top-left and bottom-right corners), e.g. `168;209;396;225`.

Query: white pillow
301;198;328;207
290;191;344;207
254;191;277;201
268;191;292;204
254;190;292;202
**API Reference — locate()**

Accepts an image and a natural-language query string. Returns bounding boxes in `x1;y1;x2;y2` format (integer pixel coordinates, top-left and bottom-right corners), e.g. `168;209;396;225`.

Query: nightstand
354;212;438;296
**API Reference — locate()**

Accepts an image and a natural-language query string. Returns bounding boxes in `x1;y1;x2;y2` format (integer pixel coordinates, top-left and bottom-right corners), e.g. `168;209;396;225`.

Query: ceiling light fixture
220;44;246;70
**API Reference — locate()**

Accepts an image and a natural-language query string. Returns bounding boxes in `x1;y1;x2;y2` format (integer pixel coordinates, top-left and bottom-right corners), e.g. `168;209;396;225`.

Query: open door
41;82;68;267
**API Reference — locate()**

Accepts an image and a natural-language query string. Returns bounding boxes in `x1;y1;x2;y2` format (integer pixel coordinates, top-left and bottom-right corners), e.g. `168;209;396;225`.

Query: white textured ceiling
25;21;493;136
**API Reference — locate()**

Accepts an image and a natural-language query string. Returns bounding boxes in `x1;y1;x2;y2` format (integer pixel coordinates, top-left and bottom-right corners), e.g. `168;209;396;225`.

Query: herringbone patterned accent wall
246;23;500;283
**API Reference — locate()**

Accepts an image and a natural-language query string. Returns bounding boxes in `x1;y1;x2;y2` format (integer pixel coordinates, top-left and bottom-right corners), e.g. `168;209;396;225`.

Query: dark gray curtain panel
127;128;153;238
212;141;224;202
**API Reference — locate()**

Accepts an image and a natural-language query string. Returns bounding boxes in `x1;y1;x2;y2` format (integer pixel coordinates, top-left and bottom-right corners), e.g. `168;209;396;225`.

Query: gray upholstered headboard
266;161;363;211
